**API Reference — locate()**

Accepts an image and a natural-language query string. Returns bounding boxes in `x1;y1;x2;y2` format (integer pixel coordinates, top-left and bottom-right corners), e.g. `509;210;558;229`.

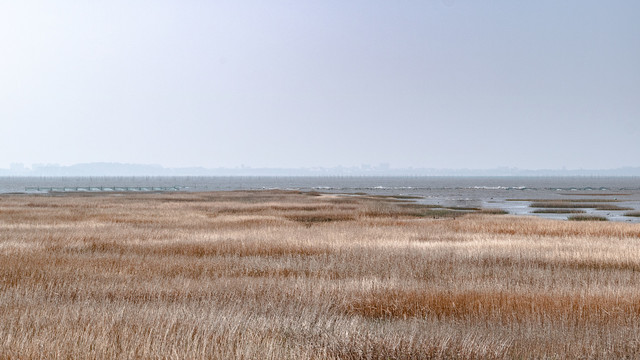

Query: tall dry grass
1;191;640;359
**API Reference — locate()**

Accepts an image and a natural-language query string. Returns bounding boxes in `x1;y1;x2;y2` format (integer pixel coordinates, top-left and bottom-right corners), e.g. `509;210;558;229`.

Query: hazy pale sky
2;1;639;170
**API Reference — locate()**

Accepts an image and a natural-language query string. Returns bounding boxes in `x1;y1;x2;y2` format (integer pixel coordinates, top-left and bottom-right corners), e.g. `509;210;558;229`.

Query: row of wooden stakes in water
24;186;184;193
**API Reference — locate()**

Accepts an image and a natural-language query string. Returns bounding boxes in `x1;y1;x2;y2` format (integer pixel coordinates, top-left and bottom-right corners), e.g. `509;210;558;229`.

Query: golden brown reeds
1;191;640;359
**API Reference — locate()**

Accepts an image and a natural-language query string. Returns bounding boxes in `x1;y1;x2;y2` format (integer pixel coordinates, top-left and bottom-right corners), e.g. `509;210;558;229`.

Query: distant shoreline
3;162;640;177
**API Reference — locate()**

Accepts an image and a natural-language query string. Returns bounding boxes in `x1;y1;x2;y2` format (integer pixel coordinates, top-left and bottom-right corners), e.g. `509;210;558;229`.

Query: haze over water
2;2;639;170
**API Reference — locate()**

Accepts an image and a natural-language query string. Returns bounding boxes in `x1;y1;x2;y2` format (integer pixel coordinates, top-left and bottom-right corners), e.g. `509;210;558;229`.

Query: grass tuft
567;215;609;221
508;198;621;203
478;208;509;215
530;202;632;211
532;209;586;214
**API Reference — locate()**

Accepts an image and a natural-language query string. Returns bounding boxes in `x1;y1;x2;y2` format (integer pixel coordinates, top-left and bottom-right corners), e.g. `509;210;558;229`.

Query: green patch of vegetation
560;193;630;196
478;209;509;215
591;204;633;211
508;199;621;203
530;202;632;211
624;211;640;217
532;209;586;214
567;215;608;222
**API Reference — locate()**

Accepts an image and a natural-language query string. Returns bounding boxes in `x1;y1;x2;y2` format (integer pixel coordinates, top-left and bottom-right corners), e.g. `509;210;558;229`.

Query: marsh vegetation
531;209;587;214
567;214;609;222
1;191;640;359
529;202;632;211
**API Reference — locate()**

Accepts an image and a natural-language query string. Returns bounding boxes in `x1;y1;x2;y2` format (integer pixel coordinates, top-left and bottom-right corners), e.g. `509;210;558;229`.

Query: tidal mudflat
2;191;640;359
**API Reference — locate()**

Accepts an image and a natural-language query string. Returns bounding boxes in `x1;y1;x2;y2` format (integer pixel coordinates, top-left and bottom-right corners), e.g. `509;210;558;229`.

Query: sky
1;0;639;170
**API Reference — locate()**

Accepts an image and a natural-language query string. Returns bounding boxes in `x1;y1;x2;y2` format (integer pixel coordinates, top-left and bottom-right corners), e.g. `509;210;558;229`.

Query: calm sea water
1;176;639;223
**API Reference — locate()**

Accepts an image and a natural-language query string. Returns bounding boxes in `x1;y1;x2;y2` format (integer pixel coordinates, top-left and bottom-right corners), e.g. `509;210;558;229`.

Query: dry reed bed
1;191;640;359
